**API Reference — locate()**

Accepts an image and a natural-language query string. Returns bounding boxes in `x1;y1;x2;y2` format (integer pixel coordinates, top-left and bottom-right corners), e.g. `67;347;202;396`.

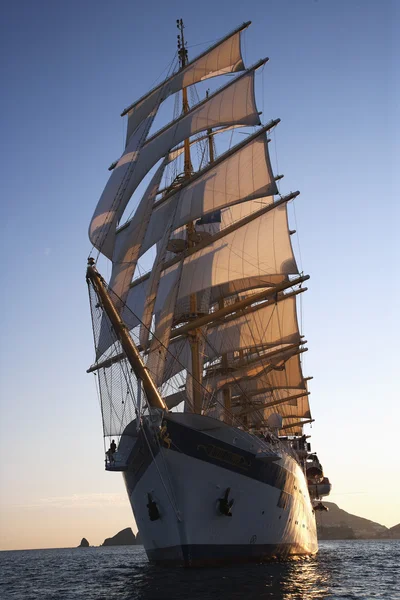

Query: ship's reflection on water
125;553;332;599
279;556;331;599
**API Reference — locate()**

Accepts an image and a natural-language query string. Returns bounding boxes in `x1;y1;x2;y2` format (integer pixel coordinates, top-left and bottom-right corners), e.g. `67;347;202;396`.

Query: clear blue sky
0;0;398;550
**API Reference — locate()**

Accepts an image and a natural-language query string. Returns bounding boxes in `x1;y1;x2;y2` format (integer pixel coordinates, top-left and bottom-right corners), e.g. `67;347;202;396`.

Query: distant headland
315;503;399;540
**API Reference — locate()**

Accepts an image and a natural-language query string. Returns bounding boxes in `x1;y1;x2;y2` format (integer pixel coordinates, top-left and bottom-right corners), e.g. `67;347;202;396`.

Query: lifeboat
308;477;332;499
306;453;324;483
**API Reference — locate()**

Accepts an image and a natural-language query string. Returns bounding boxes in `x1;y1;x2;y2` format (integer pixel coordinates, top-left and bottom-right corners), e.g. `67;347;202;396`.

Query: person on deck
107;440;117;464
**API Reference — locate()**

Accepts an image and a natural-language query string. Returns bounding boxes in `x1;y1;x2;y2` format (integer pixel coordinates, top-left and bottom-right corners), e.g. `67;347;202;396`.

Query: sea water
0;540;398;599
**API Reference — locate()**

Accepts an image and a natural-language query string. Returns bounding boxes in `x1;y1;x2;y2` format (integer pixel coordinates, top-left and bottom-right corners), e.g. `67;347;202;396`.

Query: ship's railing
274;437;302;462
251;431;300;462
105;451;128;472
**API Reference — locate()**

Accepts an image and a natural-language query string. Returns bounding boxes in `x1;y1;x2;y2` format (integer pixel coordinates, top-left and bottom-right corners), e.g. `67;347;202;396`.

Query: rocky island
102;527;136;546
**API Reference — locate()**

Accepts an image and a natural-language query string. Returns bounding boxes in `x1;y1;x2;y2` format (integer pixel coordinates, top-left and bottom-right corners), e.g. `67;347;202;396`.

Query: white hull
120;413;317;566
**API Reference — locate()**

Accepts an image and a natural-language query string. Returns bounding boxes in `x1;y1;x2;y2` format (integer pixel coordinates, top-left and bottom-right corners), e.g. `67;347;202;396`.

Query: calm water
0;541;399;600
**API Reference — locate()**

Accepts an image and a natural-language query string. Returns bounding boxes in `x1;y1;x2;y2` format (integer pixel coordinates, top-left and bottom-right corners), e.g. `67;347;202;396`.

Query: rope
141;425;182;522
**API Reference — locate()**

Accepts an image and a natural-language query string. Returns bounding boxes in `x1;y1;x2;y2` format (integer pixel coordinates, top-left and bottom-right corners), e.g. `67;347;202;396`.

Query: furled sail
89;66;263;259
123;24;249;143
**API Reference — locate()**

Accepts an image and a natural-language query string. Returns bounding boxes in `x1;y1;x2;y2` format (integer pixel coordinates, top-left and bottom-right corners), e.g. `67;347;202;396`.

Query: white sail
139;131;278;256
177;203;298;300
96;200;297;360
240;388;307;410
207;297;301;359
139;213;181;349
89;112;156;258
94;278;146;360
161;295;301;383
108;158;168;308
106;126;242;311
124;26;248;143
228;354;306;396
95;262;180;360
204;346;302;391
102;198;295;357
221;196;274;225
89;68;262;259
246;386;312;432
145;263;183;386
267;394;311;420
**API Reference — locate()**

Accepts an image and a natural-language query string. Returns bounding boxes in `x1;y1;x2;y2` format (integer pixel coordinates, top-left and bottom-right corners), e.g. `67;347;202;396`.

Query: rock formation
78;538;89;547
135;531;142;545
389;524;400;539
102;527;136;546
316;503;389;539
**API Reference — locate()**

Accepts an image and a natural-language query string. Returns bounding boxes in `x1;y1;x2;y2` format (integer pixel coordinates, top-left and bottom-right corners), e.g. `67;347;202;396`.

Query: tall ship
86;20;331;566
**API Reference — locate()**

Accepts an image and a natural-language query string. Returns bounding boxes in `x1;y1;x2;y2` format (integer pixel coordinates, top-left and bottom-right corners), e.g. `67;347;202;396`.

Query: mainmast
219;296;232;424
177;19;202;414
206;90;215;163
206;89;231;420
177;19;193;176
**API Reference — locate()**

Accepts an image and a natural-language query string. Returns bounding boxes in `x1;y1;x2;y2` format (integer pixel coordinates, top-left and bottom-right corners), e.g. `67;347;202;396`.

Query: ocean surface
0;540;399;600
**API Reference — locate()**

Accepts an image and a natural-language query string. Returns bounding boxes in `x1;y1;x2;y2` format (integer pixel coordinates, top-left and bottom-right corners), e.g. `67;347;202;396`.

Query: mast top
177;19;188;69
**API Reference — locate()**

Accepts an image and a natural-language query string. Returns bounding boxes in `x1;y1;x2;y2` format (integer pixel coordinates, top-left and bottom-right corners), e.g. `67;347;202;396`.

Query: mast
177;19;193;176
206;90;215;163
218;297;232;423
177;18;202;414
205;96;230;421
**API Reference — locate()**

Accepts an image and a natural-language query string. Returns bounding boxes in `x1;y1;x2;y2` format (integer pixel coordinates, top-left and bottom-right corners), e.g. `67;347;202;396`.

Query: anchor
147;493;160;521
218;487;234;516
